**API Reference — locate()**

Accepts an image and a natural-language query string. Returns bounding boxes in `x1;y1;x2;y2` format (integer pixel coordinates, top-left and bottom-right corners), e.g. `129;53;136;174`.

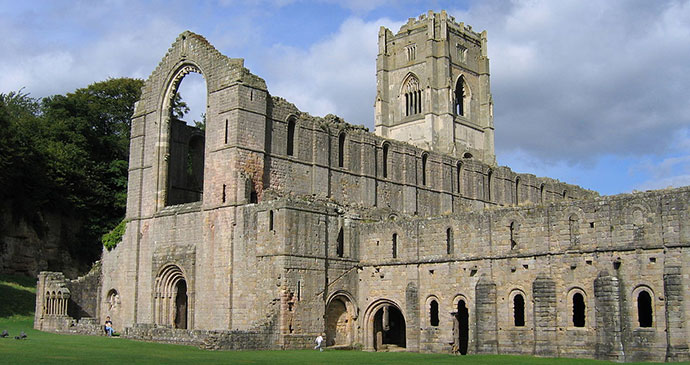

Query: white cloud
258;16;403;127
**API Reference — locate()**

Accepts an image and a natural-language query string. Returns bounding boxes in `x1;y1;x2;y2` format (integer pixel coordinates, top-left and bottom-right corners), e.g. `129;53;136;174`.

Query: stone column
475;276;498;354
594;271;624;361
664;266;690;361
533;275;557;357
405;281;420;351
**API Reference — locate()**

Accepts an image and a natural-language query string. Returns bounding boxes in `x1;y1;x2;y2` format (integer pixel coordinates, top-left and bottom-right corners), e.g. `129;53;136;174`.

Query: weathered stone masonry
36;10;690;362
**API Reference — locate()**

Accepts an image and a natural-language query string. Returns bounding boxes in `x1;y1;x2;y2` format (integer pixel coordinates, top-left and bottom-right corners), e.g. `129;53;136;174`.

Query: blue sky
2;0;690;196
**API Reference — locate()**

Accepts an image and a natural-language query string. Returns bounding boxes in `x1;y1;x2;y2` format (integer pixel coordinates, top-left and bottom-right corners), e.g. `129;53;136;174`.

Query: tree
0;78;144;266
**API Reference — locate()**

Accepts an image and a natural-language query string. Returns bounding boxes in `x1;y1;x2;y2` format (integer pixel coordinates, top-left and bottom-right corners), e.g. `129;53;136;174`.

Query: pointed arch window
446;227;454;255
455;76;467;116
338;132;346;168
382;143;390;178
287;118;296;156
336;227;344;258
403;74;422;117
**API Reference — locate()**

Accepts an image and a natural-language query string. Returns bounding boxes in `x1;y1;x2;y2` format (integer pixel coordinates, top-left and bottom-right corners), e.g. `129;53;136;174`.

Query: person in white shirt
314;334;324;351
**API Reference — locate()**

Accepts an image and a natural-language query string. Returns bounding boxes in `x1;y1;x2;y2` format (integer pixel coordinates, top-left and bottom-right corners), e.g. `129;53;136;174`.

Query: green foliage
101;219;127;251
0;78;144;265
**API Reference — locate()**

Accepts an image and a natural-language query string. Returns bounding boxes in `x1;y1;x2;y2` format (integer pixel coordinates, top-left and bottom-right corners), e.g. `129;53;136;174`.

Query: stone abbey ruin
35;10;690;362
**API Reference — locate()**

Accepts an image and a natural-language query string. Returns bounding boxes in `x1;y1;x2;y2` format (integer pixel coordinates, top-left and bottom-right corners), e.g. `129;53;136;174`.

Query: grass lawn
0;274;672;364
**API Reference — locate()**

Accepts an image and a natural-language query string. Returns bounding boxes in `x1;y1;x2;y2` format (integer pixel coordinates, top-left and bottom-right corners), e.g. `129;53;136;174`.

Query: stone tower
374;10;495;165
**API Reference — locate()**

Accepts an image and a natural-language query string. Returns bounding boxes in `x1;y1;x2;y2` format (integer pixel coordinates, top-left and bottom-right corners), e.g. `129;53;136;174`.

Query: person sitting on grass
104;316;114;336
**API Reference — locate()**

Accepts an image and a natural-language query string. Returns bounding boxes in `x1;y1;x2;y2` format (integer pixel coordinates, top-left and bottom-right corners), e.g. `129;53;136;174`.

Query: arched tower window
514;177;520;205
455;76;467;116
287;118;296;156
510;221;517;250
382;143;389;178
430;299;439;326
446;227;453;255
421;153;428;186
403;74;422;117
392;233;398;258
338;132;346;168
637;290;653;327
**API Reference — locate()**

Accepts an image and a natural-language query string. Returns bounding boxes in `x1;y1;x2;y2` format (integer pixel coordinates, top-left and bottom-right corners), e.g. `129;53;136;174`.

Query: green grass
0;275;677;364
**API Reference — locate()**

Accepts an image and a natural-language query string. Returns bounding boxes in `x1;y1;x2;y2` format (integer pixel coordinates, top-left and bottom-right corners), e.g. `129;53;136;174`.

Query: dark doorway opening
455;300;469;355
174;280;188;329
373;305;406;350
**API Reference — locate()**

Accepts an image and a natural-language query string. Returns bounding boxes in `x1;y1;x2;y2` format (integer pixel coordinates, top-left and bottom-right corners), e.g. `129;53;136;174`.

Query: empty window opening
269;210;274;231
249;185;258;204
166;69;206;206
373;305;406;350
637;290;653;327
382;143;389;178
513;294;525;327
455;300;469;355
392;233;398;258
463;152;473;159
224;119;228;144
403;75;422;116
510;222;517;250
222;184;226;203
297;281;301;301
590;222;595;228
336;227;344;258
514;177;520;205
539;184;545;204
455;76;466;116
287;119;296;156
421;154;428;186
562;190;568;199
430;300;439;326
250;89;254;101
572;293;585;327
446;228;454;255
338;132;346;168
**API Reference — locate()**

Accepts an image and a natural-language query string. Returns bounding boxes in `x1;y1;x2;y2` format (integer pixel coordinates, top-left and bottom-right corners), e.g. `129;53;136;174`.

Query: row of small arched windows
426;289;654;328
285;120;570;203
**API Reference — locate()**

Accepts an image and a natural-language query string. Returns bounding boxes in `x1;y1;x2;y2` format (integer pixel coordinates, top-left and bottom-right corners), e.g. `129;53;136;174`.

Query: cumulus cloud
450;0;690;164
257;16;403;127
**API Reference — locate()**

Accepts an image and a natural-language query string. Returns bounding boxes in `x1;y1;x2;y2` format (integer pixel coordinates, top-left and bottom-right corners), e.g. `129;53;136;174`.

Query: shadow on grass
0;274;36;318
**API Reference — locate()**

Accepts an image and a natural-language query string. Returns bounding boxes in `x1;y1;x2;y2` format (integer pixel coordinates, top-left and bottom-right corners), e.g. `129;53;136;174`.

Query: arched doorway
174;280;187;329
154;264;190;329
325;293;356;347
454;299;469;355
366;300;406;351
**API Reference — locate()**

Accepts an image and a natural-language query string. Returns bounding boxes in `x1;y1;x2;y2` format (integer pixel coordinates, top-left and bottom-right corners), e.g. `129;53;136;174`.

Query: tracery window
403;75;422;116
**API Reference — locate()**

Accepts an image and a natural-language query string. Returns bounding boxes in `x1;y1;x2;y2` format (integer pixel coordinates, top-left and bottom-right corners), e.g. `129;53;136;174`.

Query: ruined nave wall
356;187;690;361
